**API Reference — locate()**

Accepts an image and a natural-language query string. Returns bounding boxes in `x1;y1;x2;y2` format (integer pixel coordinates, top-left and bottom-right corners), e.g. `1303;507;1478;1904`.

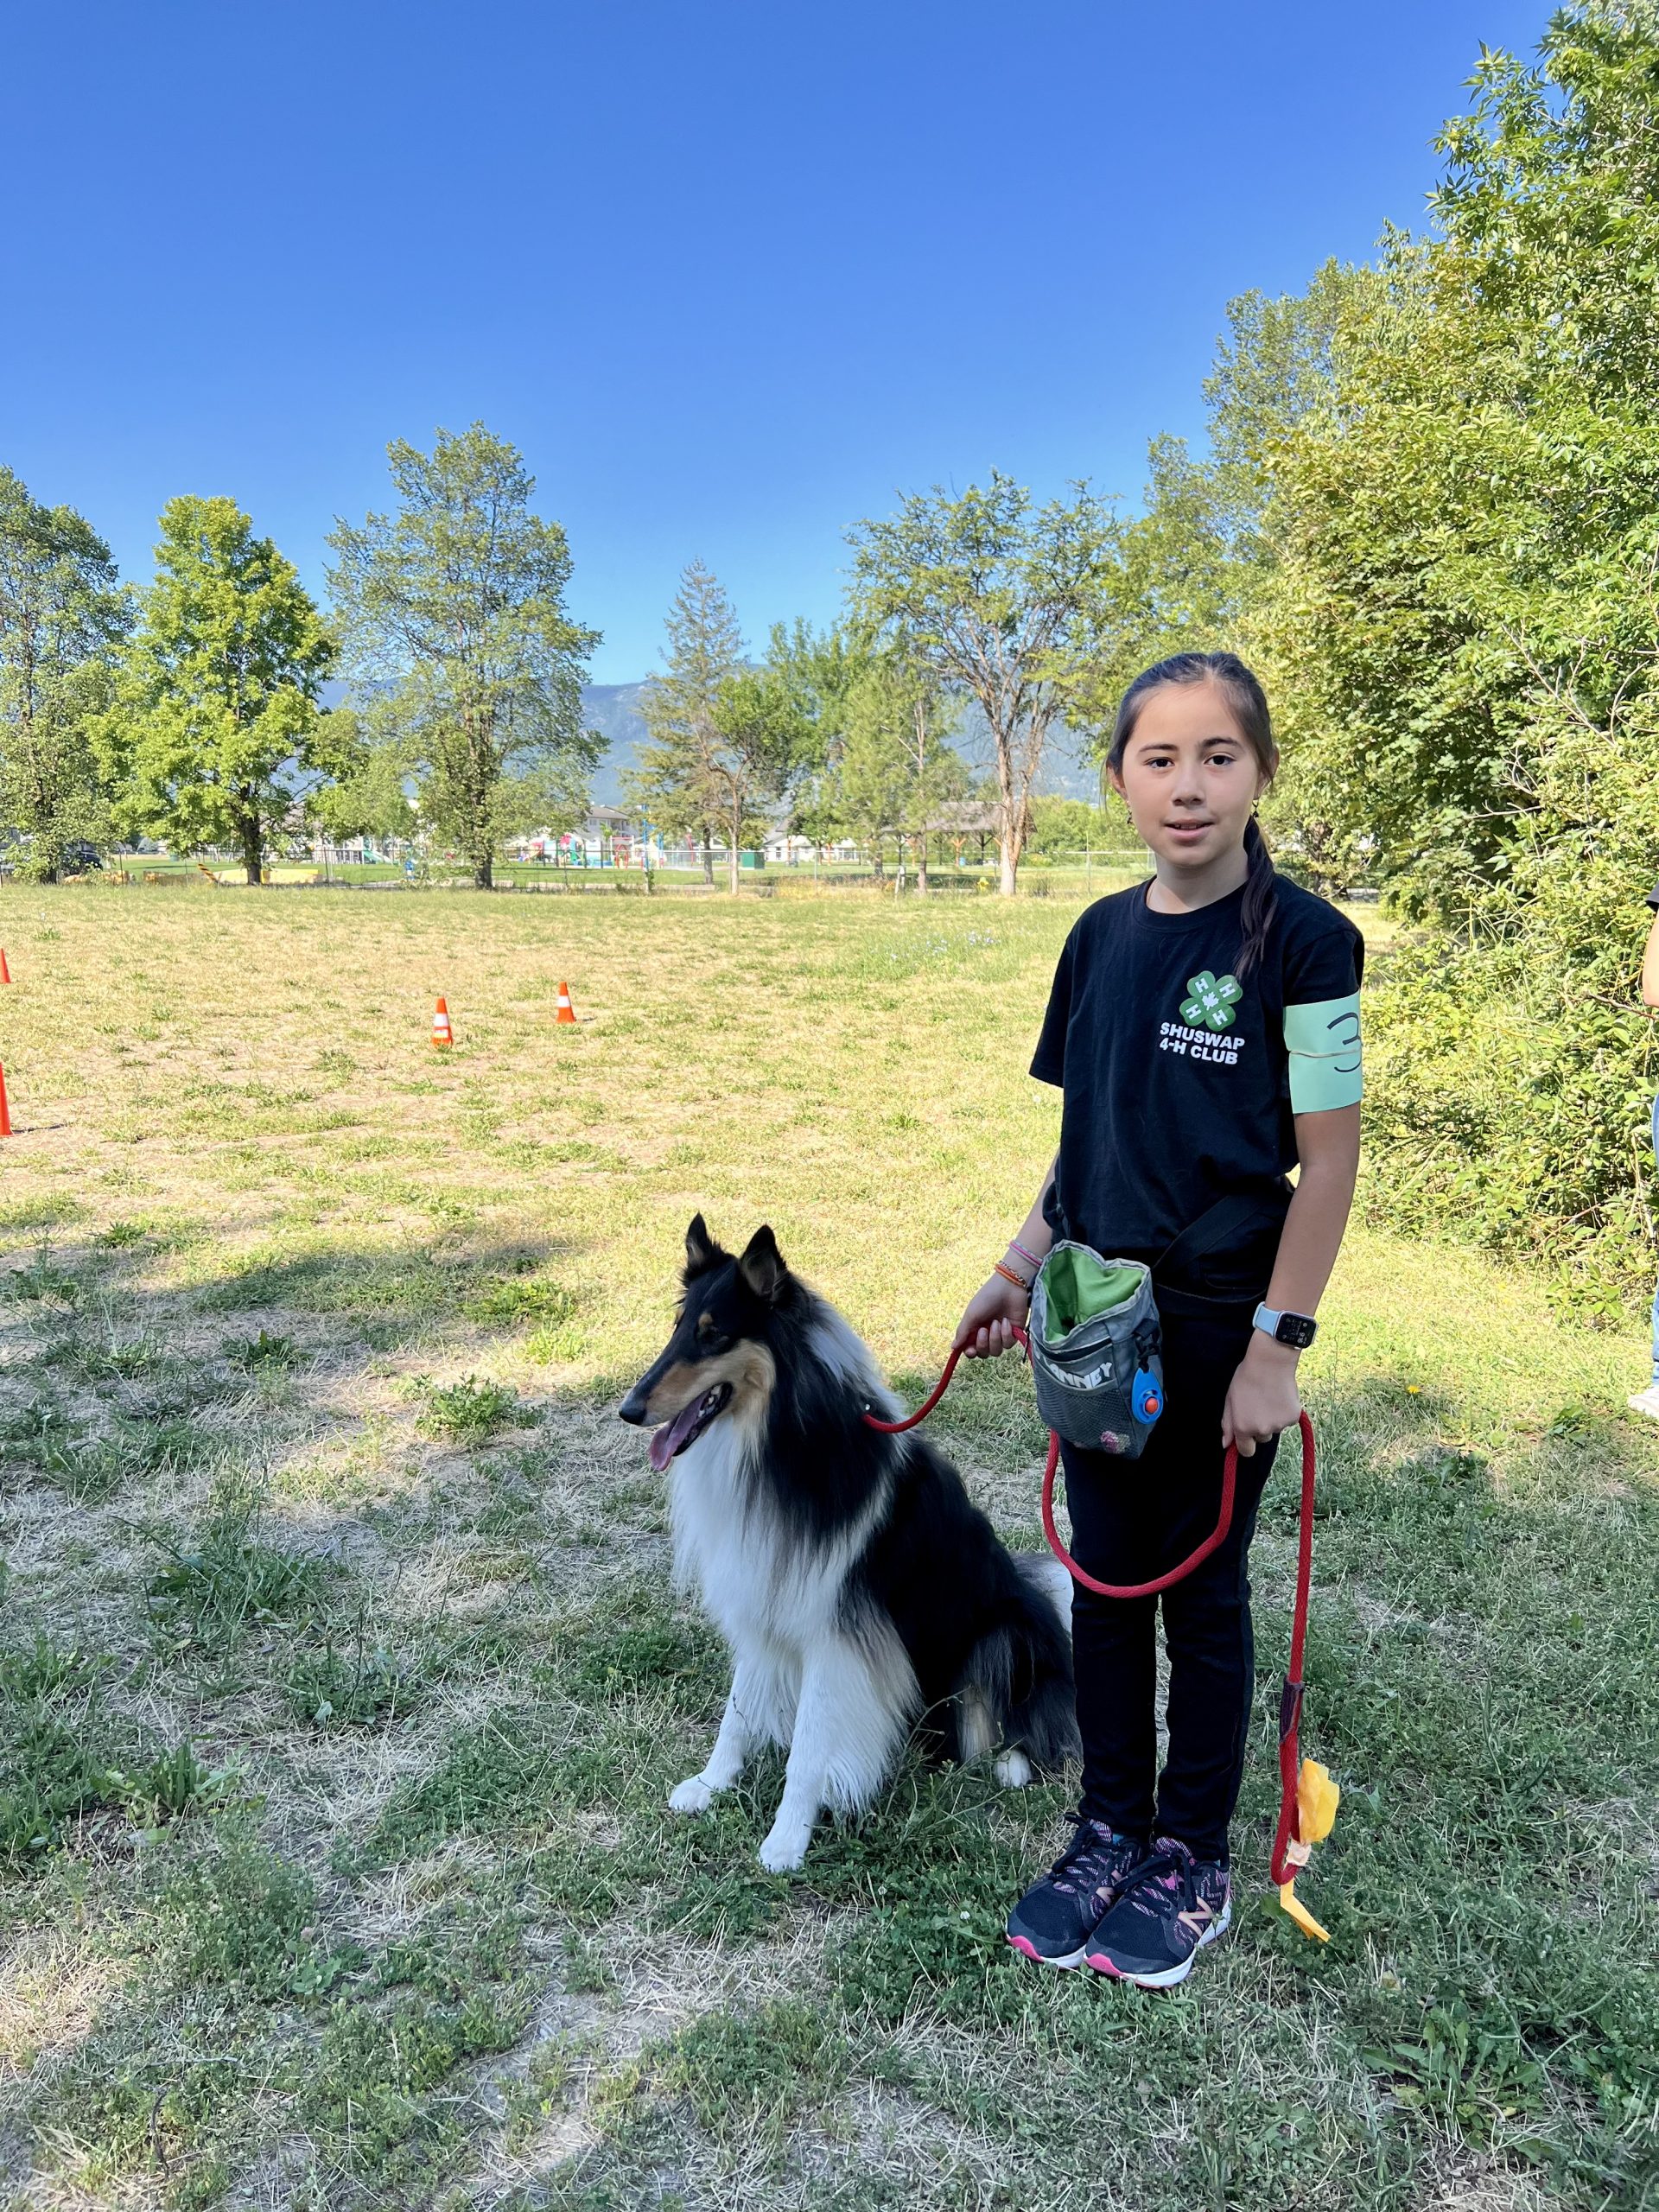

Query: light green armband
1284;993;1363;1112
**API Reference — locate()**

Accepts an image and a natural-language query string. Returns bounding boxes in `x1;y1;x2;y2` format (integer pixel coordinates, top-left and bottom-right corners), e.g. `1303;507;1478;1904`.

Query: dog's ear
738;1224;787;1303
683;1213;724;1280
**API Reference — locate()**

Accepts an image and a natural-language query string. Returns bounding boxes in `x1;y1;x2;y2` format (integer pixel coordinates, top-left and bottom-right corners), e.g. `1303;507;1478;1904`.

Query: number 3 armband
1283;994;1363;1112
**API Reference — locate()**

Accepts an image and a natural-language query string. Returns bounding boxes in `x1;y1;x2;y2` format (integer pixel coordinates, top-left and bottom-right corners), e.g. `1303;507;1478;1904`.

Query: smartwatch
1252;1302;1318;1351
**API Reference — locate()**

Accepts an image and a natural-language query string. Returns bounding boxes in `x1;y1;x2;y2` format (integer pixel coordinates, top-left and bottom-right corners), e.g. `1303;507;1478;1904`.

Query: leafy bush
1363;696;1659;1311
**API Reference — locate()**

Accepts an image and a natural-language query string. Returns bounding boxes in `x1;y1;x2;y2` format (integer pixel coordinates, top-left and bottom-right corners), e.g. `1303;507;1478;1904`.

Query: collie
619;1217;1078;1870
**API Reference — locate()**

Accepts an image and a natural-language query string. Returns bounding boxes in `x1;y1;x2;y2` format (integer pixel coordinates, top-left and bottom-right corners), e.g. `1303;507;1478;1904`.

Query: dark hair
1107;649;1279;978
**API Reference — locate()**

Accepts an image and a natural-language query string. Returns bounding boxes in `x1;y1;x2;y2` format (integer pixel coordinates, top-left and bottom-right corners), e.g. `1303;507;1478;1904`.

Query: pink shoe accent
1007;1935;1042;1962
1084;1948;1123;1977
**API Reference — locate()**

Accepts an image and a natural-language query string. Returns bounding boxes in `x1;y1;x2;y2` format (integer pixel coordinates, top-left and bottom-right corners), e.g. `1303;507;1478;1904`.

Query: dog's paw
669;1774;719;1815
994;1747;1033;1789
757;1820;811;1872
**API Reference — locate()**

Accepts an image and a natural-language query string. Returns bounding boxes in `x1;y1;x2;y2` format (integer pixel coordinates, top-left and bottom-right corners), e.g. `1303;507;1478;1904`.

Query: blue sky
6;1;1552;683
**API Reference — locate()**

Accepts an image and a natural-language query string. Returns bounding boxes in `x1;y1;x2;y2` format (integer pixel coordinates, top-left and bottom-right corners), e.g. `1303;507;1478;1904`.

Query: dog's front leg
758;1639;899;1873
669;1660;761;1815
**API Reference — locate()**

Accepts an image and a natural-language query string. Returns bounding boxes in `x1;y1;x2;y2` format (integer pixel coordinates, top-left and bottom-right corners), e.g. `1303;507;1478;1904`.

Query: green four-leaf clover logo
1181;970;1242;1031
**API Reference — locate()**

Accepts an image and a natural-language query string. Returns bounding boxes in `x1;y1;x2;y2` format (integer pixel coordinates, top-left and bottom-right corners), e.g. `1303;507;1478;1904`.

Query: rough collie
619;1217;1078;1870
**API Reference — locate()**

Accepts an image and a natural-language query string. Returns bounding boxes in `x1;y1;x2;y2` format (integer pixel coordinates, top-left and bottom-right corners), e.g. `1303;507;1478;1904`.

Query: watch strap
1253;1302;1318;1349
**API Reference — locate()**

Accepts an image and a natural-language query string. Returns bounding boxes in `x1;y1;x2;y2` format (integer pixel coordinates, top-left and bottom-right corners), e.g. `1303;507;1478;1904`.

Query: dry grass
0;880;1656;2211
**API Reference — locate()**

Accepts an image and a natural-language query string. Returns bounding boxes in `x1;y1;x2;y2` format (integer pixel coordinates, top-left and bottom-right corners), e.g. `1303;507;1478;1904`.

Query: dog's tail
962;1554;1081;1770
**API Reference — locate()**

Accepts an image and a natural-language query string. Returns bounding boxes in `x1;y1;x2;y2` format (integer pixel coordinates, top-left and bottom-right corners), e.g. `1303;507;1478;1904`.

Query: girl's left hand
1222;1337;1303;1459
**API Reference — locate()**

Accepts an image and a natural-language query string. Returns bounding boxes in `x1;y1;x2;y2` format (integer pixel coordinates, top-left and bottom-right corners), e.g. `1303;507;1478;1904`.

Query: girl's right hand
952;1274;1030;1359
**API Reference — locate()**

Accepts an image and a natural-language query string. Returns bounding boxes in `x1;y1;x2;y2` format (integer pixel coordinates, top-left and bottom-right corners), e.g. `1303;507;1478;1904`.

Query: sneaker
1083;1835;1231;1987
1628;1385;1659;1422
1006;1816;1146;1968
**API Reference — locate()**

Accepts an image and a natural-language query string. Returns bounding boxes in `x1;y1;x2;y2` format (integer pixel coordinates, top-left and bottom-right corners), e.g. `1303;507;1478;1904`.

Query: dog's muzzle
622;1381;734;1471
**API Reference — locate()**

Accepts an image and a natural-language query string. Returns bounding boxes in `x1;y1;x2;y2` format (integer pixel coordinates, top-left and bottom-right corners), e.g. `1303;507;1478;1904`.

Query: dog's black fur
620;1216;1078;1867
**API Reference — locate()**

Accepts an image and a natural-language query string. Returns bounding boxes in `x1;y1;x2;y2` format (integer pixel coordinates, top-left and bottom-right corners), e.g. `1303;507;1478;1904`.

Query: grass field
0;882;1656;2212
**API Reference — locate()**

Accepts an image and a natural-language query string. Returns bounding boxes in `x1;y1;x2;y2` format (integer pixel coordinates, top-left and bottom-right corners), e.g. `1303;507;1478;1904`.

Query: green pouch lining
1039;1246;1146;1344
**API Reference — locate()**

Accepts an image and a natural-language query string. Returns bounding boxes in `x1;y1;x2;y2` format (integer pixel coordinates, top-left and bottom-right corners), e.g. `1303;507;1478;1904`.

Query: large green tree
1255;3;1659;1296
0;467;129;880
1071;435;1236;726
327;426;600;889
704;661;809;892
113;497;342;883
833;653;966;889
1251;9;1659;913
625;561;747;882
304;707;416;847
849;474;1119;893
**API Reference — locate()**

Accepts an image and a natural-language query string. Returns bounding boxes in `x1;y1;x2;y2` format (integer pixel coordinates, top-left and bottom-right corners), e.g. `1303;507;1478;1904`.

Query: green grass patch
145;1501;336;1651
0;1638;220;1864
417;1372;522;1441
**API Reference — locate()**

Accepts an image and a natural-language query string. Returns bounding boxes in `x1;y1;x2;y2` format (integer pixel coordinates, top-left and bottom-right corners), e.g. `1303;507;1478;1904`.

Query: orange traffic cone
0;1063;11;1137
556;981;577;1026
0;948;10;983
431;997;454;1048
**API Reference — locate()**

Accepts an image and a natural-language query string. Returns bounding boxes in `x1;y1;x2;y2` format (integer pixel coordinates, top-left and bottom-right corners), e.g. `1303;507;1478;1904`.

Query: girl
955;652;1363;1988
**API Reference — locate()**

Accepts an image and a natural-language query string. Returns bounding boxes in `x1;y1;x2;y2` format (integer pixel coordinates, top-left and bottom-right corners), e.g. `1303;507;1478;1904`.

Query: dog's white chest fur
670;1414;883;1656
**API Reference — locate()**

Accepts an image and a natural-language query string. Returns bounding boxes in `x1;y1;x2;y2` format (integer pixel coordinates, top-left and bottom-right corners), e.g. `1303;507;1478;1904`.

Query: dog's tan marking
640;1344;777;1429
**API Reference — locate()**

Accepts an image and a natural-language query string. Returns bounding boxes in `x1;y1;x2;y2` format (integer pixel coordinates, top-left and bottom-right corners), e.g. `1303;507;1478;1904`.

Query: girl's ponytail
1236;812;1277;981
1106;649;1280;977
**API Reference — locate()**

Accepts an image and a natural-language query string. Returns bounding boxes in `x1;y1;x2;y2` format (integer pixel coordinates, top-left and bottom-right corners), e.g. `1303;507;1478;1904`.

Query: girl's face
1109;678;1273;877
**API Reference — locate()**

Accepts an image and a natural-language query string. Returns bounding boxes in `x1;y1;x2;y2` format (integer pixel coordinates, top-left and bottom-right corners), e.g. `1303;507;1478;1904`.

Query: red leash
861;1336;1320;1887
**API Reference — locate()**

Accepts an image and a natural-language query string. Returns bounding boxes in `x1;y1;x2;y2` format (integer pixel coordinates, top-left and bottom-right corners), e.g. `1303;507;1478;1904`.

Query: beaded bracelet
1007;1239;1044;1274
992;1260;1033;1294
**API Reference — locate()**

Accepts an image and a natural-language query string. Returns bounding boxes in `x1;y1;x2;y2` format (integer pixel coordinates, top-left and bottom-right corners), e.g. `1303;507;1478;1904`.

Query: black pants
1062;1307;1279;1862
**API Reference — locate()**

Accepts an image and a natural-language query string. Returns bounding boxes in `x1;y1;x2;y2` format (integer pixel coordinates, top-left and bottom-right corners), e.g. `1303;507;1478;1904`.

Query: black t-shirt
1030;875;1364;1296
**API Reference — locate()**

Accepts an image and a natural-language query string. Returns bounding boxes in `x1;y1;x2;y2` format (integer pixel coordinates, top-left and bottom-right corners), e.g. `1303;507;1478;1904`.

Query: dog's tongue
649;1398;706;1472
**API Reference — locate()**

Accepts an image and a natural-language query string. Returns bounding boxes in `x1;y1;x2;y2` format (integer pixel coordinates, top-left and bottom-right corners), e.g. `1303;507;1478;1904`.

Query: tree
1026;795;1116;860
1252;2;1659;1300
112;497;341;883
1073;436;1236;725
306;708;416;846
0;467;129;880
1069;265;1368;756
849;474;1119;893
626;562;747;882
704;663;806;892
327;425;601;889
835;653;966;889
1247;10;1659;912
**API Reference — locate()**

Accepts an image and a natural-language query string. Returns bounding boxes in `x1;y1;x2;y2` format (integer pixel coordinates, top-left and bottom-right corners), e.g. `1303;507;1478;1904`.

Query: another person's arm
953;1156;1057;1357
1642;908;1659;1007
1222;1105;1360;1455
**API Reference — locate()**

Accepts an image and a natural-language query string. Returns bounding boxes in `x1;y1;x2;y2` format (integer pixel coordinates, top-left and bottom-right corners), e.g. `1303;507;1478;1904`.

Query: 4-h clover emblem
1181;970;1242;1031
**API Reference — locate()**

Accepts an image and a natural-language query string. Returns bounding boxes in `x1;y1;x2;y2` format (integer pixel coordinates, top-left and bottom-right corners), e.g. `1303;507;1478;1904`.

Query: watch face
1276;1313;1318;1349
